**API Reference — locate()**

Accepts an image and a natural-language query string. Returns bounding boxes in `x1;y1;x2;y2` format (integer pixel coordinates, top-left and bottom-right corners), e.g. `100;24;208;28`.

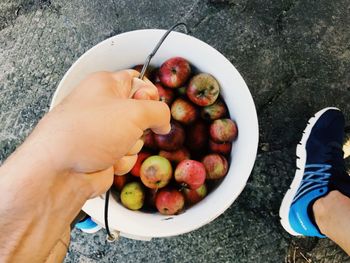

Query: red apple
133;64;154;80
159;147;190;164
187;73;220;106
183;184;207;205
154;121;185;151
159;57;191;88
201;99;227;120
185;121;209;152
171;98;198;124
155;83;174;106
155;188;185;215
202;154;228;180
142;129;157;150
209;140;232;155
174;160;206;190
210;118;238;142
140;155;172;189
113;174;128;191
130;152;152;177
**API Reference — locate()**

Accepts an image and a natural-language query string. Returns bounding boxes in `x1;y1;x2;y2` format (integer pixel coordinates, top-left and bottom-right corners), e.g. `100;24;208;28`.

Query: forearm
0;135;90;262
0;70;169;262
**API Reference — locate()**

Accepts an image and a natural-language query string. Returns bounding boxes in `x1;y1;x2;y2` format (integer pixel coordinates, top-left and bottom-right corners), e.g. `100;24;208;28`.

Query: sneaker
75;216;102;234
279;107;348;237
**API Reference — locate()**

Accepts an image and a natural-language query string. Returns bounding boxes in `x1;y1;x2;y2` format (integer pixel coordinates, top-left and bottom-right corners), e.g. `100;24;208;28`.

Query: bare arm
0;70;170;262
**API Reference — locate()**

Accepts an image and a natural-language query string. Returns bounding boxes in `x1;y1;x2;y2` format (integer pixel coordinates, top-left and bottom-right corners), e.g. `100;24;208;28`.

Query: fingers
110;70;139;98
130;77;159;101
85;167;114;198
73;70;158;101
113;155;138;175
111;70;159;100
111;69;140;84
130;99;171;135
127;139;144;155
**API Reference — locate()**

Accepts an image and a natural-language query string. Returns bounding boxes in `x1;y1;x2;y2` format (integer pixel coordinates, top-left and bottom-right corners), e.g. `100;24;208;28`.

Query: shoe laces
293;164;332;203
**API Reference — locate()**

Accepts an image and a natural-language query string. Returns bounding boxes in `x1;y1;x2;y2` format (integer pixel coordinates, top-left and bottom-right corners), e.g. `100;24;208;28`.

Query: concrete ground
1;0;350;262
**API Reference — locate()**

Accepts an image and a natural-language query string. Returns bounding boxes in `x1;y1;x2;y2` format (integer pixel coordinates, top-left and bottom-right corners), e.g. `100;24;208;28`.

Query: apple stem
180;183;188;191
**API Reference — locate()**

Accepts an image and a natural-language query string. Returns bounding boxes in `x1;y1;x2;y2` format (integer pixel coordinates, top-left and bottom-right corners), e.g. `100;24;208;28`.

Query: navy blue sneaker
280;107;349;237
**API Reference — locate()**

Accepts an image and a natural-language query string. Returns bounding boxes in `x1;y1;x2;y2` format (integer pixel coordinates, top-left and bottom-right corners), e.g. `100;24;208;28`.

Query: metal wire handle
104;22;189;242
138;22;189;80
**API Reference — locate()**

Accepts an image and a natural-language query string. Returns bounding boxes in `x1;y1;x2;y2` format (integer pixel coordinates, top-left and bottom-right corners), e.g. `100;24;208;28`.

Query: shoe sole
78;224;102;234
279;107;340;236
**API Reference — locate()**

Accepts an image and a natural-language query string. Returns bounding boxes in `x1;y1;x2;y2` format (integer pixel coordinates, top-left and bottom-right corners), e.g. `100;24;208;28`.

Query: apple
130;152;152;177
185;121;209;152
142;129;157;150
140;155;172;189
155;188;185;215
159;147;190;164
120;182;145;210
187;73;220;106
210;118;238;142
155;83;174;106
202;154;228;180
171;98;197;124
174;160;206;190
113;174;128;191
133;64;154;80
209;139;232;155
154;121;185;151
201;99;227;120
121;59;235;213
159;57;191;88
183;184;207;205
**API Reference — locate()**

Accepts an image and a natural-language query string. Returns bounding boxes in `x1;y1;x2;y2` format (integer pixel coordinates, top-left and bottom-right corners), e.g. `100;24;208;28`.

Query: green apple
121;182;145;210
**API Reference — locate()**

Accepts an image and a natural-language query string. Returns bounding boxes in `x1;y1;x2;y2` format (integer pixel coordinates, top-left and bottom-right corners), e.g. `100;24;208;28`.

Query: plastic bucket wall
50;29;259;240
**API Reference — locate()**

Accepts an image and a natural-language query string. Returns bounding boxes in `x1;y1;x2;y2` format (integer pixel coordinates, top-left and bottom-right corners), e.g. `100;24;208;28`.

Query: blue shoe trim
289;185;327;238
289;164;332;237
76;217;98;230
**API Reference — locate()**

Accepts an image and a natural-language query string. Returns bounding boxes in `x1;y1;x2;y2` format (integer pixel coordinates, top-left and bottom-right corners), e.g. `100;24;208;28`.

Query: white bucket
50;29;259;241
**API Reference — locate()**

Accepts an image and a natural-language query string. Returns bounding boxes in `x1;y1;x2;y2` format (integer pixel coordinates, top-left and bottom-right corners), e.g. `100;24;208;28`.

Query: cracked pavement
1;0;350;262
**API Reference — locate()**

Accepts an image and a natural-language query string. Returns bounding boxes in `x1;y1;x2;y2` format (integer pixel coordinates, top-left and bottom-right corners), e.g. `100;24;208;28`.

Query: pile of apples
112;57;238;215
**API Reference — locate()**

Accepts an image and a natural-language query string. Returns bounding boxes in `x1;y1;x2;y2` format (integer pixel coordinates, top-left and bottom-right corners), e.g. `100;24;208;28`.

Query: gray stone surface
0;0;350;262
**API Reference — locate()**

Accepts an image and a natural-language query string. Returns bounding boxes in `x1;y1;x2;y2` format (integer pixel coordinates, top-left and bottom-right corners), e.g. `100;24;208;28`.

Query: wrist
0;138;92;262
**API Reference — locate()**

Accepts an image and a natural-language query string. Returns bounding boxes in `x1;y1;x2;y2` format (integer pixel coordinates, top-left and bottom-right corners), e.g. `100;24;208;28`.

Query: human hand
31;70;170;198
0;69;171;262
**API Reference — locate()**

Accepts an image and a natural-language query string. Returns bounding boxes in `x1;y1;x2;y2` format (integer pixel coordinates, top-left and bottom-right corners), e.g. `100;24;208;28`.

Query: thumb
130;99;171;135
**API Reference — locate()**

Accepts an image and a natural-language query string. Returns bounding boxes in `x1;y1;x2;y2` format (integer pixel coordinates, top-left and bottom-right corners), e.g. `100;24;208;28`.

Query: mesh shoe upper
289;108;348;237
305;109;350;197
